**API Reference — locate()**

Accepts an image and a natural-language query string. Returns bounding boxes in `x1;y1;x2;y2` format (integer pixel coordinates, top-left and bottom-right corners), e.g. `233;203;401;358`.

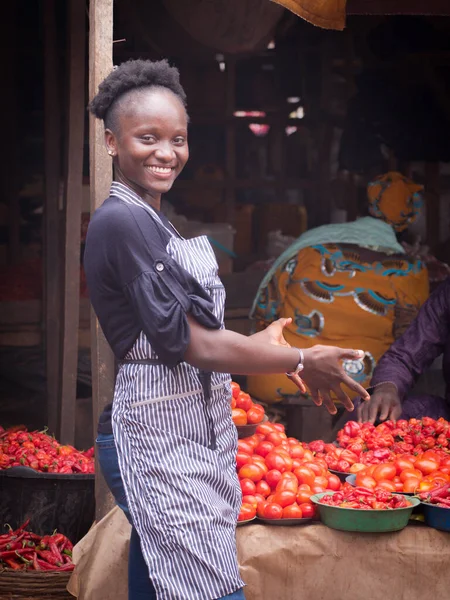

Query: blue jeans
96;433;245;600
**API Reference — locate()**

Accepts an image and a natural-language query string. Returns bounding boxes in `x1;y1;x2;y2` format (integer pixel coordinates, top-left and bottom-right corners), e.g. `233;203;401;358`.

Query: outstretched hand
301;346;370;415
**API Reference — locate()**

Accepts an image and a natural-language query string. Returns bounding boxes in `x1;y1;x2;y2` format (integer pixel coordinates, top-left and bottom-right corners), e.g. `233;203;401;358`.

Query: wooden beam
2;3;20;265
59;0;86;445
43;0;62;436
347;0;450;15
89;0;115;520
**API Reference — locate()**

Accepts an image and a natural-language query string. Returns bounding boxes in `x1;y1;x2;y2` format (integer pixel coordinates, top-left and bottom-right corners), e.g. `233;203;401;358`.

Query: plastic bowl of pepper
419;483;450;532
311;491;420;533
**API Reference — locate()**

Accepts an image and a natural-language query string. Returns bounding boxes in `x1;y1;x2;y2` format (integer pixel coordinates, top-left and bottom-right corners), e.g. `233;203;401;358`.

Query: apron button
156;262;164;272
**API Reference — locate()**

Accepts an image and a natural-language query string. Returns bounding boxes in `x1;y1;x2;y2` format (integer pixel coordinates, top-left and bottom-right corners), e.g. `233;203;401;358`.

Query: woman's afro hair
88;59;187;130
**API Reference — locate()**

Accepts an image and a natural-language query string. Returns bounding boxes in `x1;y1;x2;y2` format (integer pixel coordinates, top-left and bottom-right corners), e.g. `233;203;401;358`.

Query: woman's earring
108;150;115;157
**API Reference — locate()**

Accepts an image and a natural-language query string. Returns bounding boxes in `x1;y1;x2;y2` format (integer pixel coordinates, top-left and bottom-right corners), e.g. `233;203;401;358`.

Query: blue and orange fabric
247;174;429;404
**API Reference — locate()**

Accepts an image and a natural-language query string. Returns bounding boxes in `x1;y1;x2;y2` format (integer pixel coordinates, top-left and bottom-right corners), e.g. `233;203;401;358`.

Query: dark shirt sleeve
88;200;221;367
371;278;450;399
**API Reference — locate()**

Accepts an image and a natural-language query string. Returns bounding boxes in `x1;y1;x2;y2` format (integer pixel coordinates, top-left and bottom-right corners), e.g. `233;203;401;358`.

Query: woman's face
105;88;189;204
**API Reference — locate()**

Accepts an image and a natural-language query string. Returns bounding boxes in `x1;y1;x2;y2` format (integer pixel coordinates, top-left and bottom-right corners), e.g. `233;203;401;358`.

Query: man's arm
358;278;450;422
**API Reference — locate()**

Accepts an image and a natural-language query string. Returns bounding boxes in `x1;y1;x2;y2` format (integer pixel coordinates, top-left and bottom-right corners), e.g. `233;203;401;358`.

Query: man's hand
356;382;401;423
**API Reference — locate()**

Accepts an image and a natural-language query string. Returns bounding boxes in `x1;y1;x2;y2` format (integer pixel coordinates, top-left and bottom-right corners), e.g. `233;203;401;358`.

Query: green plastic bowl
311;492;420;533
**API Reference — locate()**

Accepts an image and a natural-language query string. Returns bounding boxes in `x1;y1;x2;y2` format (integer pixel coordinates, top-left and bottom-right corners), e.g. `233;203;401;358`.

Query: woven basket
0;570;72;599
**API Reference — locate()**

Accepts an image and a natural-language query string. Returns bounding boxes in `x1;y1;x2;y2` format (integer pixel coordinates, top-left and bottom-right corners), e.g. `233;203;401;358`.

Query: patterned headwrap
367;171;424;232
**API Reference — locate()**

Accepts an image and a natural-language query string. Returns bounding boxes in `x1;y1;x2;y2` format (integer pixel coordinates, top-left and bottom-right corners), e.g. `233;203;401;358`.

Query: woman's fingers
310;389;322;407
321;391;337;415
341;374;370;402
287;373;306;393
339;348;365;360
332;386;354;412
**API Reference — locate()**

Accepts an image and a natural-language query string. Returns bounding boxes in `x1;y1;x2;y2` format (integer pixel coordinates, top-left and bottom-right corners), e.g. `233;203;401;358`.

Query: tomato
237;440;254;455
239;464;265;482
298;503;315;518
240;478;256;495
231;397;236;409
263;503;283;519
232;408;247;426
327;474;341;491
402;477;421;493
256;480;271;498
394;456;415;475
373;463;397;482
231;382;241;399
242;495;258;508
265;469;283;489
288;445;305;459
238;503;256;522
257;500;269;518
236;452;252;470
375;480;397;492
311;484;326;494
247;407;265;425
313;475;329;489
292;459;303;470
265;451;292;473
276;477;298;494
282;504;303;519
272;490;297;508
287;437;300;445
273;423;286;433
393;478;404;492
354;474;377;490
254;442;274;458
302;450;314;461
416;480;434;493
294;466;316;487
302;461;325;477
400;469;423;483
266;432;286;447
296;489;313;504
349;463;367;474
235;392;253;412
256;422;276;437
247;434;263;448
414;457;440;476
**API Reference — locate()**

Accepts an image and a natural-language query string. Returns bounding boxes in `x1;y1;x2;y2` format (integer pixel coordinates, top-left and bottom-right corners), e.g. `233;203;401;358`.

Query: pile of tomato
231;382;266;426
0;425;95;474
311;417;450;473
236;421;342;522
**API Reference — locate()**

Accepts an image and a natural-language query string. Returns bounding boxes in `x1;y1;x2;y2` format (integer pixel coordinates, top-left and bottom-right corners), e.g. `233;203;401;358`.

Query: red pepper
37;549;62;566
4;558;22;570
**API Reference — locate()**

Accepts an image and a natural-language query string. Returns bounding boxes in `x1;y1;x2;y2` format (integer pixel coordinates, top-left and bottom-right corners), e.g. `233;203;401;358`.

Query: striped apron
111;189;244;600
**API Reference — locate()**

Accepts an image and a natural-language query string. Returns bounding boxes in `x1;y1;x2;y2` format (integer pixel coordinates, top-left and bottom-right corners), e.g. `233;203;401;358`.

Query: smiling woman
84;58;369;600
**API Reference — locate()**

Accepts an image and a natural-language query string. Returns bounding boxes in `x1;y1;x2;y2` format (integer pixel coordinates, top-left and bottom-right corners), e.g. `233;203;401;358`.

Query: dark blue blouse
83;194;221;433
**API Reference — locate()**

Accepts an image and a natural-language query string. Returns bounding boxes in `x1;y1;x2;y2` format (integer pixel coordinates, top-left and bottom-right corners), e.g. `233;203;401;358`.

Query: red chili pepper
36;558;57;571
4;558;22;570
37;549;61;566
50;542;63;564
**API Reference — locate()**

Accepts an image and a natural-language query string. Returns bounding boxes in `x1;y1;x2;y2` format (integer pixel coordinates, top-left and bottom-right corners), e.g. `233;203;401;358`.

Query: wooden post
43;0;62;435
3;2;20;265
89;0;115;520
59;0;86;444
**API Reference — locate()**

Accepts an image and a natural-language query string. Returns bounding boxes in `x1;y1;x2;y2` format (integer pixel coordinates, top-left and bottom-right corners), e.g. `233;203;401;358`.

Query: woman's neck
114;168;161;211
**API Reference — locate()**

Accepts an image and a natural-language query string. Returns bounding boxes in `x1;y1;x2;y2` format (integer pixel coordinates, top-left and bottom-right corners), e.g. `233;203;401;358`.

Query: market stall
66;507;450;600
63;391;450;600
